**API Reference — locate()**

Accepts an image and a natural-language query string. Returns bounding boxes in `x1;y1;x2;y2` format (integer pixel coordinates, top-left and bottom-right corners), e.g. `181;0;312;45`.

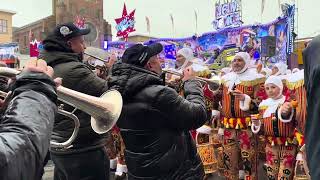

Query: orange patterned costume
219;68;266;180
258;96;297;180
285;70;310;179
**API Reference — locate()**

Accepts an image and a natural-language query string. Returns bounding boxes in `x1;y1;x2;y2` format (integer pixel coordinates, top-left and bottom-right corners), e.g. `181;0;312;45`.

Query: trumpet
163;69;221;92
84;52;109;63
0;67;123;149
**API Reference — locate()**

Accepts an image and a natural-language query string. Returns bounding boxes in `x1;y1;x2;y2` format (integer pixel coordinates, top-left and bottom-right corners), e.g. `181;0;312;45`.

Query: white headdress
177;48;194;70
274;62;288;76
265;75;283;98
233;52;251;74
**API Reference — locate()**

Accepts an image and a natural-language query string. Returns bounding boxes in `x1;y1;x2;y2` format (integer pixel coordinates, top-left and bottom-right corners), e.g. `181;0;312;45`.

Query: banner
0;43;19;64
107;11;295;67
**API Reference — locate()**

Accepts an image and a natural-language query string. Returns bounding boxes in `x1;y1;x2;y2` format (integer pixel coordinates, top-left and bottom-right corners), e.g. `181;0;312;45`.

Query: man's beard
175;61;182;69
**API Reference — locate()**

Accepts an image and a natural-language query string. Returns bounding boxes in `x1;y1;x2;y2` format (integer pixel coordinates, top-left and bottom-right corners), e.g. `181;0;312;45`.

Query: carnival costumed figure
285;70;310;179
194;63;221;177
271;62;288;78
99;54;127;180
164;47;195;93
260;68;272;78
252;76;298;180
169;52;220;177
219;52;266;180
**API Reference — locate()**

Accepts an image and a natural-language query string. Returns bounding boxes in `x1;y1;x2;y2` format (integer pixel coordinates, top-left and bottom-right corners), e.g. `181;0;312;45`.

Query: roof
0;9;16;15
14;15;54;32
126;32;158;38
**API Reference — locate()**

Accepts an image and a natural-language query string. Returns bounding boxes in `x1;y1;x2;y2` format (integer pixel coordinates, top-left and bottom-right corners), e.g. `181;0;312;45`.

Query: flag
30;40;39;57
146;16;150;33
194;10;198;33
170;14;174;35
261;0;266;15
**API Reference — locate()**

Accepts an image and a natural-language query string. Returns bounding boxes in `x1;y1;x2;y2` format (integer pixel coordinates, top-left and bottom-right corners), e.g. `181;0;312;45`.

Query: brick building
13;0;112;54
0;9;16;43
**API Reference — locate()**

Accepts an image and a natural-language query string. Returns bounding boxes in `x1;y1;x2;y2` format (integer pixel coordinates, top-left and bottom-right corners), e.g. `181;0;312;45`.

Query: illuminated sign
212;0;243;30
103;41;108;50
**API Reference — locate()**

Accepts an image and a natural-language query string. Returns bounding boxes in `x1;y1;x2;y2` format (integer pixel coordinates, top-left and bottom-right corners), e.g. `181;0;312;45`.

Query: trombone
0;67;123;149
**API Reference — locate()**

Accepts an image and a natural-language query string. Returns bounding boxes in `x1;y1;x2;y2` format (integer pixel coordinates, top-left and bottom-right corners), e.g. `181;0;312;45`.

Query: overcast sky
1;0;320;39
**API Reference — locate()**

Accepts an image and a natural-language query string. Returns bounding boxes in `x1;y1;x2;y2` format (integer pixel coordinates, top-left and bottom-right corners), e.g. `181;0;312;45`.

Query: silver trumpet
0;67;123;149
84;52;109;63
163;69;221;92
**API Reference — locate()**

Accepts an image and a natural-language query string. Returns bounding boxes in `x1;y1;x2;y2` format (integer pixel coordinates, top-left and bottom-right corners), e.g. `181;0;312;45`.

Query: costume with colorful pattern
219;67;266;180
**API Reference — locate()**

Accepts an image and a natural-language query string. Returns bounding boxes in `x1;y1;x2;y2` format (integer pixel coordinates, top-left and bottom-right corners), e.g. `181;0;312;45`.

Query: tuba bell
0;67;123;149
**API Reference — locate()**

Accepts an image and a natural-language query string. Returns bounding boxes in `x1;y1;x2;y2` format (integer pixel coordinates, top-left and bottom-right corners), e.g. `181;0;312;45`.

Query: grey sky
1;0;319;39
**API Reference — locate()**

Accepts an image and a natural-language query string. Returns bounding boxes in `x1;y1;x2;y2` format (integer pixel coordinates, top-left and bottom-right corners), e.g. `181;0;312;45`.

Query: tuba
0;67;123;149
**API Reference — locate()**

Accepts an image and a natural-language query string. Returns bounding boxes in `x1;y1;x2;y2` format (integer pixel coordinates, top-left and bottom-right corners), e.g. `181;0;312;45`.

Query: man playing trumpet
109;43;208;179
40;23;110;180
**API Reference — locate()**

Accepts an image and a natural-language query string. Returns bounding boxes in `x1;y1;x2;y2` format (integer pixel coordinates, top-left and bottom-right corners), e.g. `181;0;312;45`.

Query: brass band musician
41;23;110;180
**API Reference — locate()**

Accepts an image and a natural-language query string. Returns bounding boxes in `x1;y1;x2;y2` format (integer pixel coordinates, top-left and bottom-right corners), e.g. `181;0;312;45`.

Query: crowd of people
0;22;318;180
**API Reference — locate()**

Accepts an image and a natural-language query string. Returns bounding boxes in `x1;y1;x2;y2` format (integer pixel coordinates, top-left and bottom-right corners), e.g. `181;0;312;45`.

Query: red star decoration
115;3;136;40
74;16;86;29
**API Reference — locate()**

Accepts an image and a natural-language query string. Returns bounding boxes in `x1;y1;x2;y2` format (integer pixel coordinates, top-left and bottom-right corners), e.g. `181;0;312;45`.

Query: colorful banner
105;8;294;68
0;43;19;64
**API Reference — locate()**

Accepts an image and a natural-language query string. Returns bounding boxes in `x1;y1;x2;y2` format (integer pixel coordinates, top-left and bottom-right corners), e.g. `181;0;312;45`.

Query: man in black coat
0;59;57;180
109;43;207;179
303;35;320;179
40;23;110;180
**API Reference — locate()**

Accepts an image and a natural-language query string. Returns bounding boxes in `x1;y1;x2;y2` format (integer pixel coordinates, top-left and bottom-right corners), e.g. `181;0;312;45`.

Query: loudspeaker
261;36;276;57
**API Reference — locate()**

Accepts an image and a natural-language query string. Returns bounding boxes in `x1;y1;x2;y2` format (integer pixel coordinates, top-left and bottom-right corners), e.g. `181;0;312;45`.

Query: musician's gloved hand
182;66;196;82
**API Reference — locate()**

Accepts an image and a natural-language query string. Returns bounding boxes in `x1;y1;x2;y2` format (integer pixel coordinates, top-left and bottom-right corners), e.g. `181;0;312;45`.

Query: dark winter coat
0;71;57;180
41;35;109;154
303;35;320;179
109;62;207;180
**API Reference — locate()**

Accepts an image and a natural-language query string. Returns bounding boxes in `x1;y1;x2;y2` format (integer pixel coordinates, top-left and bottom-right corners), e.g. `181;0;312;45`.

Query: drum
196;133;218;174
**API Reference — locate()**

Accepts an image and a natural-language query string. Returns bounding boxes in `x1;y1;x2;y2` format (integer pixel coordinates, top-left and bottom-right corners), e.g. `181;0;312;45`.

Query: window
0;19;8;33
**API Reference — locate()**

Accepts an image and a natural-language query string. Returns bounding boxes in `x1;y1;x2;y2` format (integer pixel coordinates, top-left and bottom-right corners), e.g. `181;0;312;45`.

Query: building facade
13;0;112;54
0;9;16;43
119;33;157;43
